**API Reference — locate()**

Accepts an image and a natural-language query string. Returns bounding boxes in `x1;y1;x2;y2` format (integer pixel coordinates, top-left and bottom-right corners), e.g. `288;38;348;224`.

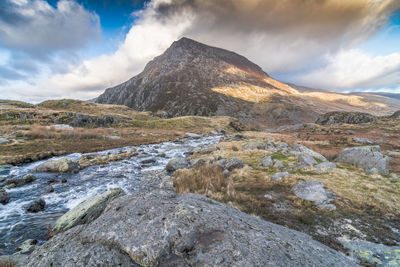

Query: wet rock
184;132;201;139
291;143;326;162
34;158;80;173
261;156;274;167
271;172;289;182
166;157;189;172
337;145;389;175
316;111;376;125
5;174;36;188
16;239;37;254
44;185;54;193
298;154;317;167
0;188;10;205
0;137;8;144
61;178;67;183
24;190;356;267
342;240;400;266
53;188;125;233
26;199;46;213
141;158;156;164
216;158;244;171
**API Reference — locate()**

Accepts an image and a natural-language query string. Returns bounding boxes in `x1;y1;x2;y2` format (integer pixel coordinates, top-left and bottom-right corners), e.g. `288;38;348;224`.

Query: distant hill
97;37;400;126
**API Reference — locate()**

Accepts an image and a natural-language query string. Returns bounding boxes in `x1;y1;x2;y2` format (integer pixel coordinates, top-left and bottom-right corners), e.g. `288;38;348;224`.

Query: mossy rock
53;188;125;233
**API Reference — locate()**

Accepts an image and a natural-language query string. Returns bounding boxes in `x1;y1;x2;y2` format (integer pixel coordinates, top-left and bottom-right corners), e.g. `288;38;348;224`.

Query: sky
0;0;399;102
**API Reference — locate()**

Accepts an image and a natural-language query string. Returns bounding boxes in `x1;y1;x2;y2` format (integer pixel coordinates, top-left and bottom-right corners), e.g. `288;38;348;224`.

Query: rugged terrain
96;37;400;126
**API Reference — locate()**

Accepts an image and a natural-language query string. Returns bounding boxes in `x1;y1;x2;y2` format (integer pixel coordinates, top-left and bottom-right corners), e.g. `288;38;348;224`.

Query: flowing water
0;135;221;255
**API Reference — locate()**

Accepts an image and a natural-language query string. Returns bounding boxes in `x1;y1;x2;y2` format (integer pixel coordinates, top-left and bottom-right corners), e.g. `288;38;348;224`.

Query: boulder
316;111;376;125
166;158;189;172
229;120;245;131
336;146;389;175
276;142;290;154
24;191;356;266
292;181;336;210
261;156;274;167
0;188;10;205
298;154;318;167
243;142;264;150
34;158;80;173
5;174;36;188
53;189;124;233
184;132;201;139
353;137;376;144
271;172;289;182
0;137;8;144
291;143;326;162
46;124;74;130
192;145;218;154
273;160;284;170
44;185;54;193
26;199;46;213
216;158;244;171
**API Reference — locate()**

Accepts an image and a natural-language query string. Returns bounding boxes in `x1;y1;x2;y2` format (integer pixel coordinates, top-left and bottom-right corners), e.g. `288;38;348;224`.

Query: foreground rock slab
24;190;356;266
53;188;124;233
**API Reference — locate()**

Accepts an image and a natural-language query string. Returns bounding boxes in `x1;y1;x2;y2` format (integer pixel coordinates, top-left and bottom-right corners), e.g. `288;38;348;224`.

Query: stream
0;135;221;255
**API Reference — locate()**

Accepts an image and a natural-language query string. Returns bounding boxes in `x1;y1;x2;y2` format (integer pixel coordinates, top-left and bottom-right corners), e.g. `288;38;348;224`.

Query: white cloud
293;49;400;91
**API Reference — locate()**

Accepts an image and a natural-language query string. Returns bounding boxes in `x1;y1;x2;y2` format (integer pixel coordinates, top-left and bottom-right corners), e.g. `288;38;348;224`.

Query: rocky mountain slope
97;38;400;126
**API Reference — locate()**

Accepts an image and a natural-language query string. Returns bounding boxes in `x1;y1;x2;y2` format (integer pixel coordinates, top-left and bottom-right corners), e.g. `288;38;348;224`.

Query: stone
0;137;8;144
336;145;389;175
292;180;328;203
261;156;274;167
61;178;67;183
273;160;284;170
315;162;336;169
192;145;218;154
44;185;54;193
26;199;46;213
107;135;121;140
316;111;376;125
5;174;36;188
184;132;201;139
46;124;74;130
141;158;156;164
16;239;37;254
353;137;376;144
166;158;189;172
342;240;400;266
345;130;355;135
291;143;327;162
229;120;245;131
243;142;264;150
298;154;317;167
24;190;356;266
0;188;10;205
216;158;244;171
271;172;289;182
53;189;125;233
34;158;80;173
276;142;290;154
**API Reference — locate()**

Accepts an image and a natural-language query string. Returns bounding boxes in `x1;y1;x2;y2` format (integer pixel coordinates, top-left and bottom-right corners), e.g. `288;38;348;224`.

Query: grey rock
291;143;327;162
24;190;356;266
336;145;389;175
315;162;336;169
0;188;10;205
242;142;265;150
276;142;290;154
273;160;285;170
345;130;356;135
46;124;74;130
353;137;376;144
141;158;156;164
26;199;45;213
184;132;201;139
166;157;189;172
271;172;289;182
342;240;400;266
53;188;124;233
192;145;218;154
34;158;80;173
44;185;54;193
0;137;8;144
298;154;317;167
216;158;244;171
388;151;400;157
107;135;121;140
261;155;274;167
5;174;36;188
292;180;331;205
316;111;376;125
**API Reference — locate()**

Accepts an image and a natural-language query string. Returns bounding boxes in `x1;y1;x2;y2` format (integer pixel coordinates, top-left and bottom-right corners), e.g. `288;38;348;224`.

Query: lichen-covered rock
16;239;37;254
316;111;376;125
216;158;244;171
298;154;318;167
34;158;80;173
292;180;336;210
24;190;356;266
0;188;10;205
336;146;389;175
166;157;189;172
5;173;36;188
53;188;124;233
243;142;265;150
291;143;327;162
342;240;400;267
